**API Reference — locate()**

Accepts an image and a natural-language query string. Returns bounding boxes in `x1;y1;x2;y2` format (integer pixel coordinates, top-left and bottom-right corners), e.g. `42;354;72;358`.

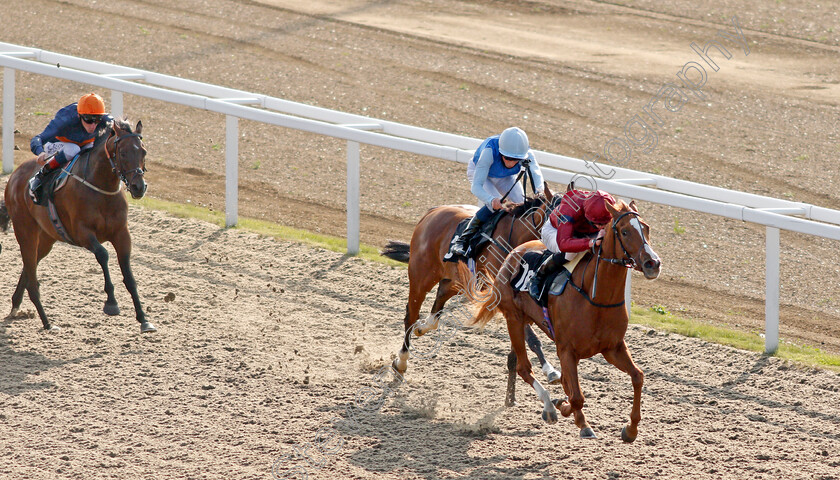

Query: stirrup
528;275;543;301
451;240;469;257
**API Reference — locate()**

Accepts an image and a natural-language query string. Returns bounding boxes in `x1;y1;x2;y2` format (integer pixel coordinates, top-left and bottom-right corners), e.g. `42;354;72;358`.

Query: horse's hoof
9;307;19;318
103;303;120;316
504;398;517;408
546;370;562;385
621;426;637;443
391;359;406;375
140;322;157;333
580;427;597;439
541;409;558;424
44;324;61;331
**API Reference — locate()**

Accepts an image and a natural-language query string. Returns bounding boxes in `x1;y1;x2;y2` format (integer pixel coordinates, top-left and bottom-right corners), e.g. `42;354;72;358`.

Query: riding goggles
81;114;103;124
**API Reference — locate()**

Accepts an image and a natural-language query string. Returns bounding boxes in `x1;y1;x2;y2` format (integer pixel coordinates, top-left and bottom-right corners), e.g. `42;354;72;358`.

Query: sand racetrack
2;0;840;478
1;207;839;480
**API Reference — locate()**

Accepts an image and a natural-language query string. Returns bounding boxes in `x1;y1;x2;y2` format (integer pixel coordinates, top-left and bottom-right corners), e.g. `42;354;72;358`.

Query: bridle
597;210;647;269
104;126;145;190
570;210;649;308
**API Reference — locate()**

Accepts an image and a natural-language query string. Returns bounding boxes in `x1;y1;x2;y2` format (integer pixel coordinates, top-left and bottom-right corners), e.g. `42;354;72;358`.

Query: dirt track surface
1;207;839;480
2;0;840;478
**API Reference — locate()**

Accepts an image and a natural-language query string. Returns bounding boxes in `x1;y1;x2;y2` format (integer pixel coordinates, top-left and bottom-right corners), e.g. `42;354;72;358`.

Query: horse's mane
508;195;551;218
90;117;133;151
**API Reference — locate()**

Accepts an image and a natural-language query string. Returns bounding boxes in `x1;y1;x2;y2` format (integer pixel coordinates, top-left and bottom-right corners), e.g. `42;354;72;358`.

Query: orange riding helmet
77;93;106;115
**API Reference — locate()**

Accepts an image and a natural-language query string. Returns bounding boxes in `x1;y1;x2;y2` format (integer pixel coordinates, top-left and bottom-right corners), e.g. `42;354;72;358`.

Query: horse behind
381;189;558;377
471;198;661;442
0;118;155;333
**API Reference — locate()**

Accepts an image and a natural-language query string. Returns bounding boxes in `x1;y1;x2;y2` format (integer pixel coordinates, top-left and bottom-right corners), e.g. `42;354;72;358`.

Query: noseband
104;128;145;189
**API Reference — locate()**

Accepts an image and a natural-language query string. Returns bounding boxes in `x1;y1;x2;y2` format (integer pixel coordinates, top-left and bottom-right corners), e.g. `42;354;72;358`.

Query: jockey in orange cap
528;189;615;299
28;93;113;202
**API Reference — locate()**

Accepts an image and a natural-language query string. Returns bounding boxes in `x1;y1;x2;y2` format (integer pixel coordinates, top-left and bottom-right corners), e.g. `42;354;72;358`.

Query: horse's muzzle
641;256;661;279
129;180;147;199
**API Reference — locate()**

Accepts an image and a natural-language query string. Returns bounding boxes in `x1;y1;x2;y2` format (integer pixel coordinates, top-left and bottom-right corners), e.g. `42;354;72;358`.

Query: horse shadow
0;317;93;396
320;400;550;480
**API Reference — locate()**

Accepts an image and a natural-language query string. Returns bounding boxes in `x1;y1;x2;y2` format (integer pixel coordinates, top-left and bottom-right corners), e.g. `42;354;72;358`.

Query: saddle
443;209;506;262
512;251;586;307
32;156;77;207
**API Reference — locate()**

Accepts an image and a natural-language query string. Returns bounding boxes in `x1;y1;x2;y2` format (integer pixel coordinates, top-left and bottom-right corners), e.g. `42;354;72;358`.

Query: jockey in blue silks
451;126;545;257
28;93;113;202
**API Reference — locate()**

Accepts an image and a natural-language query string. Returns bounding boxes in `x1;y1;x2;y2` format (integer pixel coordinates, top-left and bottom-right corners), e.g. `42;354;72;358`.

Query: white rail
2;43;839;353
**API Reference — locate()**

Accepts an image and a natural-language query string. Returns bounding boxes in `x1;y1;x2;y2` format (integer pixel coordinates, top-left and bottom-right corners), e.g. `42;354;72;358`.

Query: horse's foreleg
558;350;595;439
84;237;119;316
603;341;644;443
525;325;561;384
112;229;155;333
509;316;557;424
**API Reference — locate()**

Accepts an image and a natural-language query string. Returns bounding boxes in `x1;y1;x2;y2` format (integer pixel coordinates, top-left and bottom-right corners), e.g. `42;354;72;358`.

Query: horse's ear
544;183;553;201
629;199;638;212
135;120;142;135
605;198;621;217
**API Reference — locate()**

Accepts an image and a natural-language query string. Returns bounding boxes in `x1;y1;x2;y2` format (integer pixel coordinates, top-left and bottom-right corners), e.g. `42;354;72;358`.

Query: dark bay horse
381;187;559;378
0;118;155;333
471;198;661;442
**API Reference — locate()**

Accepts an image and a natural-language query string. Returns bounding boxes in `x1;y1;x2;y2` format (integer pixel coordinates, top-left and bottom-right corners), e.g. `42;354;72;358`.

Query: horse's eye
622;229;629;236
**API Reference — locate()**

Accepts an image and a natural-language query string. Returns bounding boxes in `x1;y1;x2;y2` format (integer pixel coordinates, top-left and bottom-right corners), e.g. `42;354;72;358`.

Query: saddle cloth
32;155;78;207
511;250;585;298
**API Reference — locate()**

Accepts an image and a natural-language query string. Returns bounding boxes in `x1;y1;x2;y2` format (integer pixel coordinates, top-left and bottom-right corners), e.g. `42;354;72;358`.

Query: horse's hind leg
505;350;517;407
112;228;155;333
10;270;27;317
557;350;596;439
508;315;557;424
525;325;561;384
10;233;54;315
19;241;53;330
603;340;644;443
393;273;438;374
414;278;458;336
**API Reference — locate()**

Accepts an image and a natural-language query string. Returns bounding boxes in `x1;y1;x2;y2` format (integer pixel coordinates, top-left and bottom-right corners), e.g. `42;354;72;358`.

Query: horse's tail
462;247;525;328
0;200;9;233
381;240;410;263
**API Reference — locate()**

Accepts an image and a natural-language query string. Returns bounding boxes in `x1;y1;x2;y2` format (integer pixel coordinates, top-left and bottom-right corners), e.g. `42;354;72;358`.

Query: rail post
225;115;239;227
2;67;14;173
765;226;780;353
347;140;360;255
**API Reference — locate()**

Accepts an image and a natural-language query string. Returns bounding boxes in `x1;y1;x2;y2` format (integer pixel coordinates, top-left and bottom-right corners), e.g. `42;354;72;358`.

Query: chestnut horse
0;118;155;333
381;188;559;378
471;198;661;442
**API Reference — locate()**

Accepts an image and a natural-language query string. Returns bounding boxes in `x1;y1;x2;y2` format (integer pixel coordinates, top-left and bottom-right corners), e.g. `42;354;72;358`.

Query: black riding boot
529;252;567;300
28;164;53;201
452;215;484;257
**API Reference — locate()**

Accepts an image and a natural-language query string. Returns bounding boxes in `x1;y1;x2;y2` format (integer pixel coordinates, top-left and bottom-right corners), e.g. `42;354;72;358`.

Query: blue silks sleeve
470;147;497;206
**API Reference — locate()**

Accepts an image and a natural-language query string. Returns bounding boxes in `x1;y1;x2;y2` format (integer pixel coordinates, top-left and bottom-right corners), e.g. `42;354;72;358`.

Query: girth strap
46;199;77;246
